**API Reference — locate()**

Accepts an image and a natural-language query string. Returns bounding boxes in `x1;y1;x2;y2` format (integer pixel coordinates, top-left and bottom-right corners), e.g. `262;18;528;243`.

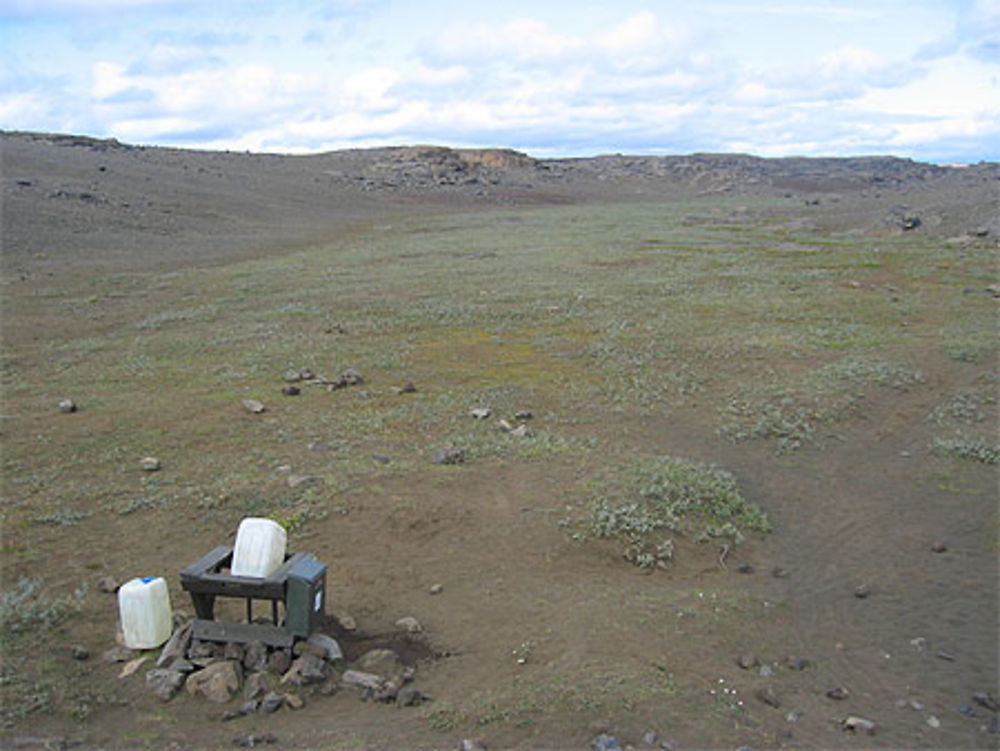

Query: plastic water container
231;517;287;578
118;576;172;649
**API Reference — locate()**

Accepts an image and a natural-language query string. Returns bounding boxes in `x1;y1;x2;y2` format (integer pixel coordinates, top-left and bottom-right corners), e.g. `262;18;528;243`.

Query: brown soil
1;132;997;750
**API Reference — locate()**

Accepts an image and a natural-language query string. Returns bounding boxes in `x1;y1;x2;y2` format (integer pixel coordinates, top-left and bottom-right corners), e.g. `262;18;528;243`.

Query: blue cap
141;576;157;584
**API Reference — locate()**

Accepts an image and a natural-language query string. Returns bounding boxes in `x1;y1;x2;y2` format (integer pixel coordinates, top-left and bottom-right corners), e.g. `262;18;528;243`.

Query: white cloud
431;18;583;64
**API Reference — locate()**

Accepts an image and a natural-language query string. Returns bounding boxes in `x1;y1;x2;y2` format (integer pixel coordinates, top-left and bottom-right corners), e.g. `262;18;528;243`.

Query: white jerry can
231;517;287;578
118;576;172;649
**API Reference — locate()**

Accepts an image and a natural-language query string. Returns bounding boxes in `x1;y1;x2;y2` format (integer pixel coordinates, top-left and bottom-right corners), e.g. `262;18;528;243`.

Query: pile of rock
128;618;428;717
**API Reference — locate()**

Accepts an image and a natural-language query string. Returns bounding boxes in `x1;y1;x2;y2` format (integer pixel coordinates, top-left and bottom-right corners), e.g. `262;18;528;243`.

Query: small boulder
285;693;304;710
242;399;265;414
433;447;465;465
242;640;267;672
396;686;431;706
244;671;275;701
469;407;492;419
58;399;77;414
185;660;242;703
267;648;292;675
97;576;119;593
357;648;403;677
157;621;193;667
146;668;185;702
306;632;343;662
842;715;877;735
590;734;622;751
826;686;850;700
281;385;300;396
429;583;444;595
756;686;781;708
70;644;89;661
395;616;422;634
281;653;328;686
737;654;759;670
139;456;161;472
260;691;285;713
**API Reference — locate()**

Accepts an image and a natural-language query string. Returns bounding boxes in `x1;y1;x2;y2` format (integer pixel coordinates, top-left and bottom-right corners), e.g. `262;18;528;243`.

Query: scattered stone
759;664;773;677
432;446;465;465
854;583;871;599
907;697;925;711
146;668;185;702
401;381;417;393
298;368;315;381
336;614;357;632
736;563;754;574
910;636;927;652
283;370;302;383
281;653;328;686
191;657;219;669
826;686;850;700
326;369;363;390
292;640;325;659
157;621;193;667
267;649;292;675
188;639;216;659
756;687;781;708
930;541;948;553
242;399;265;414
98;576;119;593
372;453;391;464
70;644;89;661
235;699;259;717
842;715;877;735
242;641;267;672
460;741;487;751
139;456;161;472
926;715;941;728
737;654;759;670
973;692;999;712
186;660;243;703
232;733;277;748
514;410;533;420
958;704;978;718
496;419;513;432
509;424;530;438
281;385;300;396
785;710;802;723
119;656;148;678
307;441;332;451
244;672;275;701
642;730;658;745
58;399;77;414
285;692;304;710
103;645;136;663
169;658;196;674
306;633;343;662
429;583;444;595
395;616;422;633
783;656;809;671
771;567;790;578
936;651;956;662
989;715;1000;735
224;642;246;662
590;733;622;751
396;686;431;706
469;407;492;419
260;691;284;713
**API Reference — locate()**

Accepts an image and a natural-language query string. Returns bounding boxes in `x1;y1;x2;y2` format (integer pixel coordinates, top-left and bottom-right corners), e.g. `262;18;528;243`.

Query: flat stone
432;446;465;465
70;645;89;661
281;654;327;686
146;668;185;702
783;656;809;671
97;576;119;593
460;741;487;751
973;692;1000;712
590;734;622;751
224;642;246;662
469;407;492;419
342;670;385;692
119;656;148;678
509;424;530;438
826;686;850;700
737;654;759;670
514;410;533;420
336;614;357;632
102;645;136;663
139;456;161;472
357;648;402;676
242;399;265;414
287;473;322;488
185;660;242;703
284;693;304;710
306;632;343;662
156;621;192;667
842;715;877;735
168;658;196;674
395;616;421;633
58;399;77;413
233;733;277;747
428;583;444;595
854;584;871;599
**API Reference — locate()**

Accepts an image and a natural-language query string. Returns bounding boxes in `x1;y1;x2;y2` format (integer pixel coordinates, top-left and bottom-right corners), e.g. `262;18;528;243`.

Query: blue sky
1;0;998;161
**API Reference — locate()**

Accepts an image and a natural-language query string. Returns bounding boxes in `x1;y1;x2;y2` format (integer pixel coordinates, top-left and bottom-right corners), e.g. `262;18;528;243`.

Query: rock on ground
185;660;242;703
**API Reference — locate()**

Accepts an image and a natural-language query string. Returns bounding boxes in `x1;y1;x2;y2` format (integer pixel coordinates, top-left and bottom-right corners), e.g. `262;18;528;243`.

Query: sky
1;0;998;162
